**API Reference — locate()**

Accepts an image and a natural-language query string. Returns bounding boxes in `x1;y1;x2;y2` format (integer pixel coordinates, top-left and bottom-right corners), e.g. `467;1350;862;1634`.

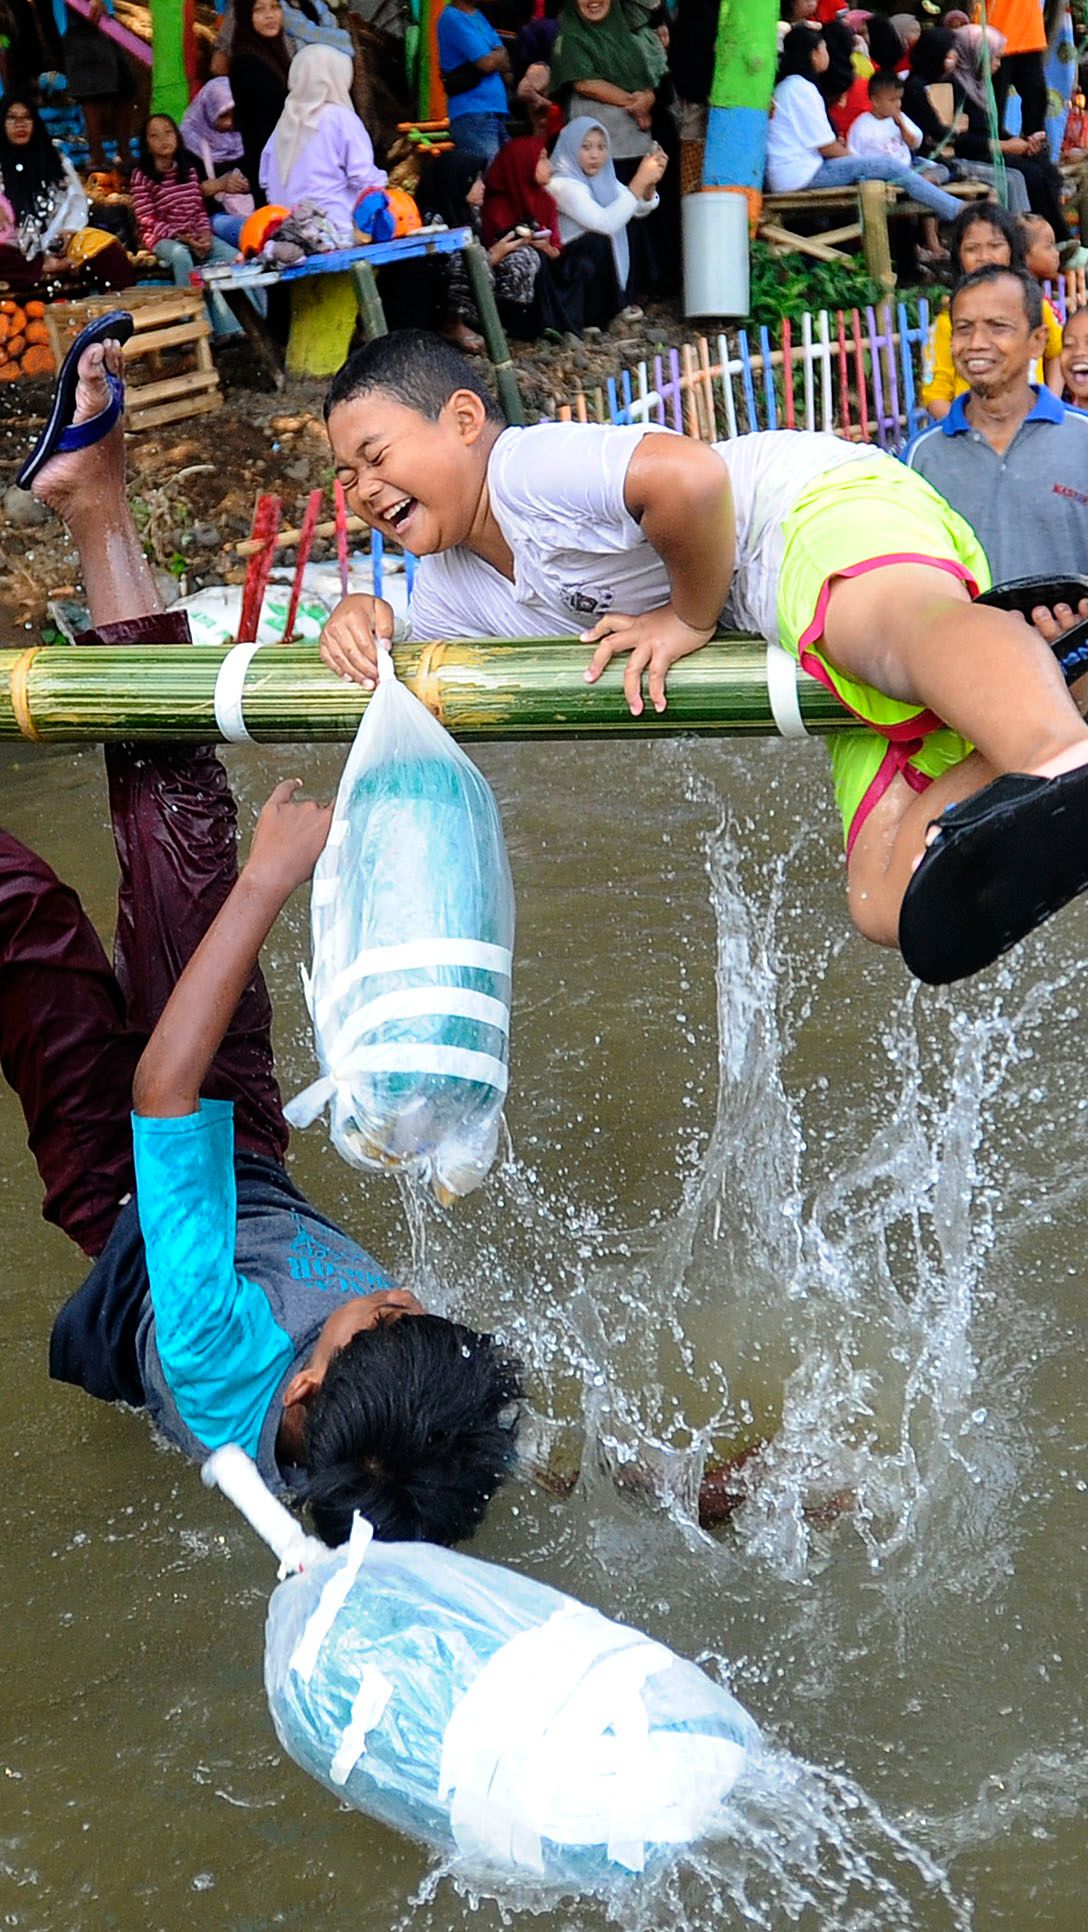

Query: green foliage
744;241;933;330
745;240;884;325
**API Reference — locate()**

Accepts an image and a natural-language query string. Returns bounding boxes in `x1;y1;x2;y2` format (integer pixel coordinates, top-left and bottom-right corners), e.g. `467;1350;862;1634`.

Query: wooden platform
43;286;222;433
759;178;988;290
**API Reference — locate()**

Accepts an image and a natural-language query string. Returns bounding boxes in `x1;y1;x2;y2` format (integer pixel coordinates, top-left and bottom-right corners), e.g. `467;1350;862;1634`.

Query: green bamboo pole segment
462;241;526;427
0;638;851;744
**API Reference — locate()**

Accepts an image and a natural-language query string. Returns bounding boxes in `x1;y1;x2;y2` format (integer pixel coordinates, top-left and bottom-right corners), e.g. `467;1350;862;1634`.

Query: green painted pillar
703;0;779;217
151;0;190;122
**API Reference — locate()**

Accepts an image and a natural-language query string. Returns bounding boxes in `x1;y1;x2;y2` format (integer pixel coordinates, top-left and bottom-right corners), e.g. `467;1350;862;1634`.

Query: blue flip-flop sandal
16;309;135;492
899;763;1088;985
977;574;1088;686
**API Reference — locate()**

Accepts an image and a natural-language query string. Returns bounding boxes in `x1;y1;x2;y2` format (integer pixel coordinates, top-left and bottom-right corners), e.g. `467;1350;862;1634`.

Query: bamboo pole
0;637;851;744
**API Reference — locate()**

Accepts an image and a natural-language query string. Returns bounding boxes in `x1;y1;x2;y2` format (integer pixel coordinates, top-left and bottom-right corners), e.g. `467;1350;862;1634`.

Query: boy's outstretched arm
582;436;735;716
133;781;332;1120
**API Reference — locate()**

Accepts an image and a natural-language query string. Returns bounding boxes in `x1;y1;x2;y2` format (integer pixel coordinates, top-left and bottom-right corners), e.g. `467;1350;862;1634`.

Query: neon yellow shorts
776;455;991;852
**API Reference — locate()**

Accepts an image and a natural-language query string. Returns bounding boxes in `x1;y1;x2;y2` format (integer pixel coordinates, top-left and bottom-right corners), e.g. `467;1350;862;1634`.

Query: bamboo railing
0;637;850;743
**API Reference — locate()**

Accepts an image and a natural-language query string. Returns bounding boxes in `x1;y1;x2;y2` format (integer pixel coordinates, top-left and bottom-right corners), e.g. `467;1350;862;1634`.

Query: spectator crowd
0;0;1086;494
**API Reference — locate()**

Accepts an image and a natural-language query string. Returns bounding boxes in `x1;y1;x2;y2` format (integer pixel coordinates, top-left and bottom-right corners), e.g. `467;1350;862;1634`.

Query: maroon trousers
0;619;287;1261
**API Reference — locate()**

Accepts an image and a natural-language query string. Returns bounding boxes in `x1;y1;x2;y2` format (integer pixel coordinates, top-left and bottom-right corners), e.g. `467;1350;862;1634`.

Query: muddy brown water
1;731;1084;1930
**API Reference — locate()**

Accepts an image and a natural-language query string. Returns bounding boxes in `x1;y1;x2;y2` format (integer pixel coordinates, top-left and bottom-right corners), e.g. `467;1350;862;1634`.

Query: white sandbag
285;647;514;1203
202;1451;761;1887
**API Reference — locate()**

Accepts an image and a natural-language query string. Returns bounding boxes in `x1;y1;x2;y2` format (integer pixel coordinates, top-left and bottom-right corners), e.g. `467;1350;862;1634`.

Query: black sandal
899;764;1088;984
977;575;1088;686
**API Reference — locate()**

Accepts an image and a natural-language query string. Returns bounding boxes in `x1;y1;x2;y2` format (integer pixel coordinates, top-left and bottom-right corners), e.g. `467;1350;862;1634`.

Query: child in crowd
1059;303;1088;407
547;116;665;318
846;68;929;168
1020;211;1061;288
259;44;386;245
130;115;245;341
846;66;951;261
318;329;1088;987
11;328;521;1548
921;200;1062;416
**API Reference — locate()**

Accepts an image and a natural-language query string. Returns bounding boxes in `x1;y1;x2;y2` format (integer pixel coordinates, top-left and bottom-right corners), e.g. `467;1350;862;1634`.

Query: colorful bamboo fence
553;302;931;453
552;272;1088;453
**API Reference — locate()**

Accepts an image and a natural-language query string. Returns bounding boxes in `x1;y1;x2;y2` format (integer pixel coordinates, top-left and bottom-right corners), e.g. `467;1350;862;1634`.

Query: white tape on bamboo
765;642;809;741
213;640;264;744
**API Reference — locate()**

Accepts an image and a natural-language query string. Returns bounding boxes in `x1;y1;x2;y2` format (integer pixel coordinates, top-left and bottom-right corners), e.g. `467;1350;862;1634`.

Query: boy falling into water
319;329;1088;987
4;333;521;1545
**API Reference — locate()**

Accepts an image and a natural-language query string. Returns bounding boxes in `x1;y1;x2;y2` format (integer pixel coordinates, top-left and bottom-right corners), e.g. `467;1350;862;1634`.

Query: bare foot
30;338;127;524
439;319;485;356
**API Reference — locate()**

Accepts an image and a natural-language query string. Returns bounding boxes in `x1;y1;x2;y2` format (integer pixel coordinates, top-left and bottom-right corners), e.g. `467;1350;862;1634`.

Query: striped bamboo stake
0;637;851;745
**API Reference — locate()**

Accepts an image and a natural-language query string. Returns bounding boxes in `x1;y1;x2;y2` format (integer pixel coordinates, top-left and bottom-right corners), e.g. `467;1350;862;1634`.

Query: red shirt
130;164;210;251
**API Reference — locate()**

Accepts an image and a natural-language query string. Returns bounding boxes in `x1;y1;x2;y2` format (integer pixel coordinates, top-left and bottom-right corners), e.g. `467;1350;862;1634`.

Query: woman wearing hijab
888;13;922;68
548;115;665;316
0;90;132;290
902;26;1030;210
181;77;254;245
416;146;558;350
549;0;660;169
231;0;292;205
481;135;561;251
952;22;1072;239
259;44;385;242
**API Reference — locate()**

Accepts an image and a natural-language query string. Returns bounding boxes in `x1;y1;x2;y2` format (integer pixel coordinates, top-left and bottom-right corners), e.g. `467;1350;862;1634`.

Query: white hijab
273;43;354;184
551;115;630;290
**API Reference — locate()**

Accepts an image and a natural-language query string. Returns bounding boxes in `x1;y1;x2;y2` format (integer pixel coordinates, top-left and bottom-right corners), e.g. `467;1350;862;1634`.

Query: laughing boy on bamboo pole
319;328;1088;987
5;323;521;1544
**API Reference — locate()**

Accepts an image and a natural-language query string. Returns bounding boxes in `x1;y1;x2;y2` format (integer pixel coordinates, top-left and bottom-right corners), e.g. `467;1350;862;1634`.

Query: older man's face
950;276;1048;399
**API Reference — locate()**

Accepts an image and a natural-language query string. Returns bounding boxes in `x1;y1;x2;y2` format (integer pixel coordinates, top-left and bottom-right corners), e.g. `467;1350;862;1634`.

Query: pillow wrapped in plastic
285;648;514;1203
203;1450;759;1885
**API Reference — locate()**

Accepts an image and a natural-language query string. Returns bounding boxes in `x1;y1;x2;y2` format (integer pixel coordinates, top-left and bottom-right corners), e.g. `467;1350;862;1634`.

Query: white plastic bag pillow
264;1520;760;1884
286;651;514;1202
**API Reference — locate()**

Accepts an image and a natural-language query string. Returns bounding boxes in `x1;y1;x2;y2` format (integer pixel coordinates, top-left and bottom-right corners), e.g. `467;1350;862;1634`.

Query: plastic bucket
682;190;749;320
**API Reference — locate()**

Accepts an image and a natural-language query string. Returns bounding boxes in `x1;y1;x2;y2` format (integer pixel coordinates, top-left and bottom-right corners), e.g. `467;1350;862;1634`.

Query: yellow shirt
921;298;1061;411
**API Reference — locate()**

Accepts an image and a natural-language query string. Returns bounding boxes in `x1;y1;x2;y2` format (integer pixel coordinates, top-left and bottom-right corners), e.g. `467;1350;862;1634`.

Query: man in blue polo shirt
437;0;510;163
904;264;1088;584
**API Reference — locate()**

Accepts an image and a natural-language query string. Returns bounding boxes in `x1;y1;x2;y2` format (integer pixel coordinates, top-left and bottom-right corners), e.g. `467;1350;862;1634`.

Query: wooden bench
759;178;989;290
44;286;221;432
195;225;525;424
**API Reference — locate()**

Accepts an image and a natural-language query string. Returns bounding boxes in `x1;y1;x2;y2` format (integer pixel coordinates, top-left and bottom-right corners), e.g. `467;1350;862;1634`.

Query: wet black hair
303;1312;523;1547
951;262;1044;331
137;112;199;184
324;327;506;427
777;23;823;83
949;198;1026;278
869;68;904;98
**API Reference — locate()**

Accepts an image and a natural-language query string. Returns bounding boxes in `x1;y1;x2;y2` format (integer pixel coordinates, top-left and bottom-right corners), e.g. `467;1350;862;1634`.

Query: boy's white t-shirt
407;421;876;648
846;108;921;169
765;75;835;193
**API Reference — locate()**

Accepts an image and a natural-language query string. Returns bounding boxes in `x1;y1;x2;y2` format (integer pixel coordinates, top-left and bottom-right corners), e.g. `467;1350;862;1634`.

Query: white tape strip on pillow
213;640;264;744
765;641;809;741
325;987;510;1075
290;1511;373;1683
320;940;513;1029
440;1604;689;1875
328;1665;394;1787
284;1038;509;1129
